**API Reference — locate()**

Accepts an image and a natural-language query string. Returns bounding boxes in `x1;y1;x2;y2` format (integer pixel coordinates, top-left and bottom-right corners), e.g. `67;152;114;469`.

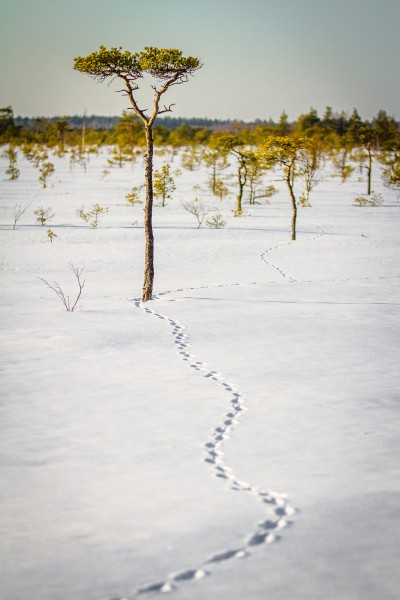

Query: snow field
0;149;400;599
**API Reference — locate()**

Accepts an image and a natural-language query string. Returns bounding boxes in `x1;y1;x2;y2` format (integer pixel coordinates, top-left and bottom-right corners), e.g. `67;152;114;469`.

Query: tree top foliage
138;47;202;80
73;46;202;83
258;136;312;165
74;46;141;80
209;132;245;153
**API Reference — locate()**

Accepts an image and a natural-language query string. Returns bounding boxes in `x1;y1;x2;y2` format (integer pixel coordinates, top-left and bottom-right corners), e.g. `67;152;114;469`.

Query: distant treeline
2;104;399;200
13;114;273;132
1;105;399;154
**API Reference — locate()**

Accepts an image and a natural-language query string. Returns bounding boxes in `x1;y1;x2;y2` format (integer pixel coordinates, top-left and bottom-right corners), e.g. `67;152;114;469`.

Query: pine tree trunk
236;162;246;215
212;163;217;193
286;169;297;241
291;202;297;240
367;149;372;195
236;189;243;214
249;176;254;205
142;127;154;301
290;191;297;240
81;114;86;150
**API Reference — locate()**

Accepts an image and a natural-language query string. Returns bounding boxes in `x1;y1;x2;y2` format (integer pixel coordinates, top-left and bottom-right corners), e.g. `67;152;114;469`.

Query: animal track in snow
121;226;331;598
260;225;329;282
126;293;296;598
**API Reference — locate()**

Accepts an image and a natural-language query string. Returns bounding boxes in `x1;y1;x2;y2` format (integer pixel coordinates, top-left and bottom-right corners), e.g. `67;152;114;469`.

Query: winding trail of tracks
119;228;329;599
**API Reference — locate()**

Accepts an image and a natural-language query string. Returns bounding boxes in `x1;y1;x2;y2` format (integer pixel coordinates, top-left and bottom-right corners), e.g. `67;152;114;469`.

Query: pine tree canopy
73;46;202;83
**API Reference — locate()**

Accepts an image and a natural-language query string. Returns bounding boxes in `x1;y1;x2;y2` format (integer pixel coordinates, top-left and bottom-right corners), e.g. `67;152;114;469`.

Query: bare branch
39;278;70;311
147;71;183;127
158;103;175;115
13;202;31;230
39;263;85;312
69;263;85;312
119;74;149;125
182;199;212;228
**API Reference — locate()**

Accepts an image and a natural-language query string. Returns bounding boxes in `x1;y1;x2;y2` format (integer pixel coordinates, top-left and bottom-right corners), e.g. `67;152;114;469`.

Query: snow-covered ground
1;149;400;600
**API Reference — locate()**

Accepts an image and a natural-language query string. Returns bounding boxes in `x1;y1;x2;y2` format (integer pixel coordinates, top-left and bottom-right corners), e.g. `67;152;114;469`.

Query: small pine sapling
27;147;55;187
107;145;134;168
30;146;47;168
209;134;250;216
264;184;278;201
203;146;230;198
382;157;400;190
39;160;55;188
206;214;226;228
34;206;55;226
125;184;144;205
297;141;324;207
154;164;177;207
246;151;270;205
181;146;202;171
3;145;20;180
77;203;109;227
21;142;36;161
298;194;312;207
213;177;230;201
47;229;57;243
354;192;384;206
69;147;87;172
332;147;355;183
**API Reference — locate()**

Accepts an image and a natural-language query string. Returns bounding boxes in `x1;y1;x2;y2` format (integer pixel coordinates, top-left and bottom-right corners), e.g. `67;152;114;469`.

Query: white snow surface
1;149;400;600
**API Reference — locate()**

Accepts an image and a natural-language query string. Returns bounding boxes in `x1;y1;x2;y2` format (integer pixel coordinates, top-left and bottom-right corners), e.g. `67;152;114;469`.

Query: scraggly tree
202;140;230;200
211;133;249;216
297;136;324;206
382;153;400;190
354;124;377;196
258;136;312;240
74;46;202;300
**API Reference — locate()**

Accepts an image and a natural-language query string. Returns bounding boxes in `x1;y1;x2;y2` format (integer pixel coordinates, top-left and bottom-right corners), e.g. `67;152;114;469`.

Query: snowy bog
1;149;400;600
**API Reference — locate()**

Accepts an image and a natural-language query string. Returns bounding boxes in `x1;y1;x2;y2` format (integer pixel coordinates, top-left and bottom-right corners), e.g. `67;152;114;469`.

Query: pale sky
0;0;399;121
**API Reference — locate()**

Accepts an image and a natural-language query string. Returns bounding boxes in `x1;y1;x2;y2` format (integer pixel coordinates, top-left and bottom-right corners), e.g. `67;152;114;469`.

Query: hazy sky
0;0;399;121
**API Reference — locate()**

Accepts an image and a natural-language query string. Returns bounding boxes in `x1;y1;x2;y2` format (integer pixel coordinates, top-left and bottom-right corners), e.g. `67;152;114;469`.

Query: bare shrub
182;198;211;228
12;202;31;230
39;263;85;312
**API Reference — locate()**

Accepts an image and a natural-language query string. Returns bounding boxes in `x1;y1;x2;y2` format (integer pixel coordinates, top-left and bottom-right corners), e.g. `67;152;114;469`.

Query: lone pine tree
74;46;202;301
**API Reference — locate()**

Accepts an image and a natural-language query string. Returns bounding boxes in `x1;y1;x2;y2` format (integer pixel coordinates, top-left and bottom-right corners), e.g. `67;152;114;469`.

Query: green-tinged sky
0;0;399;120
